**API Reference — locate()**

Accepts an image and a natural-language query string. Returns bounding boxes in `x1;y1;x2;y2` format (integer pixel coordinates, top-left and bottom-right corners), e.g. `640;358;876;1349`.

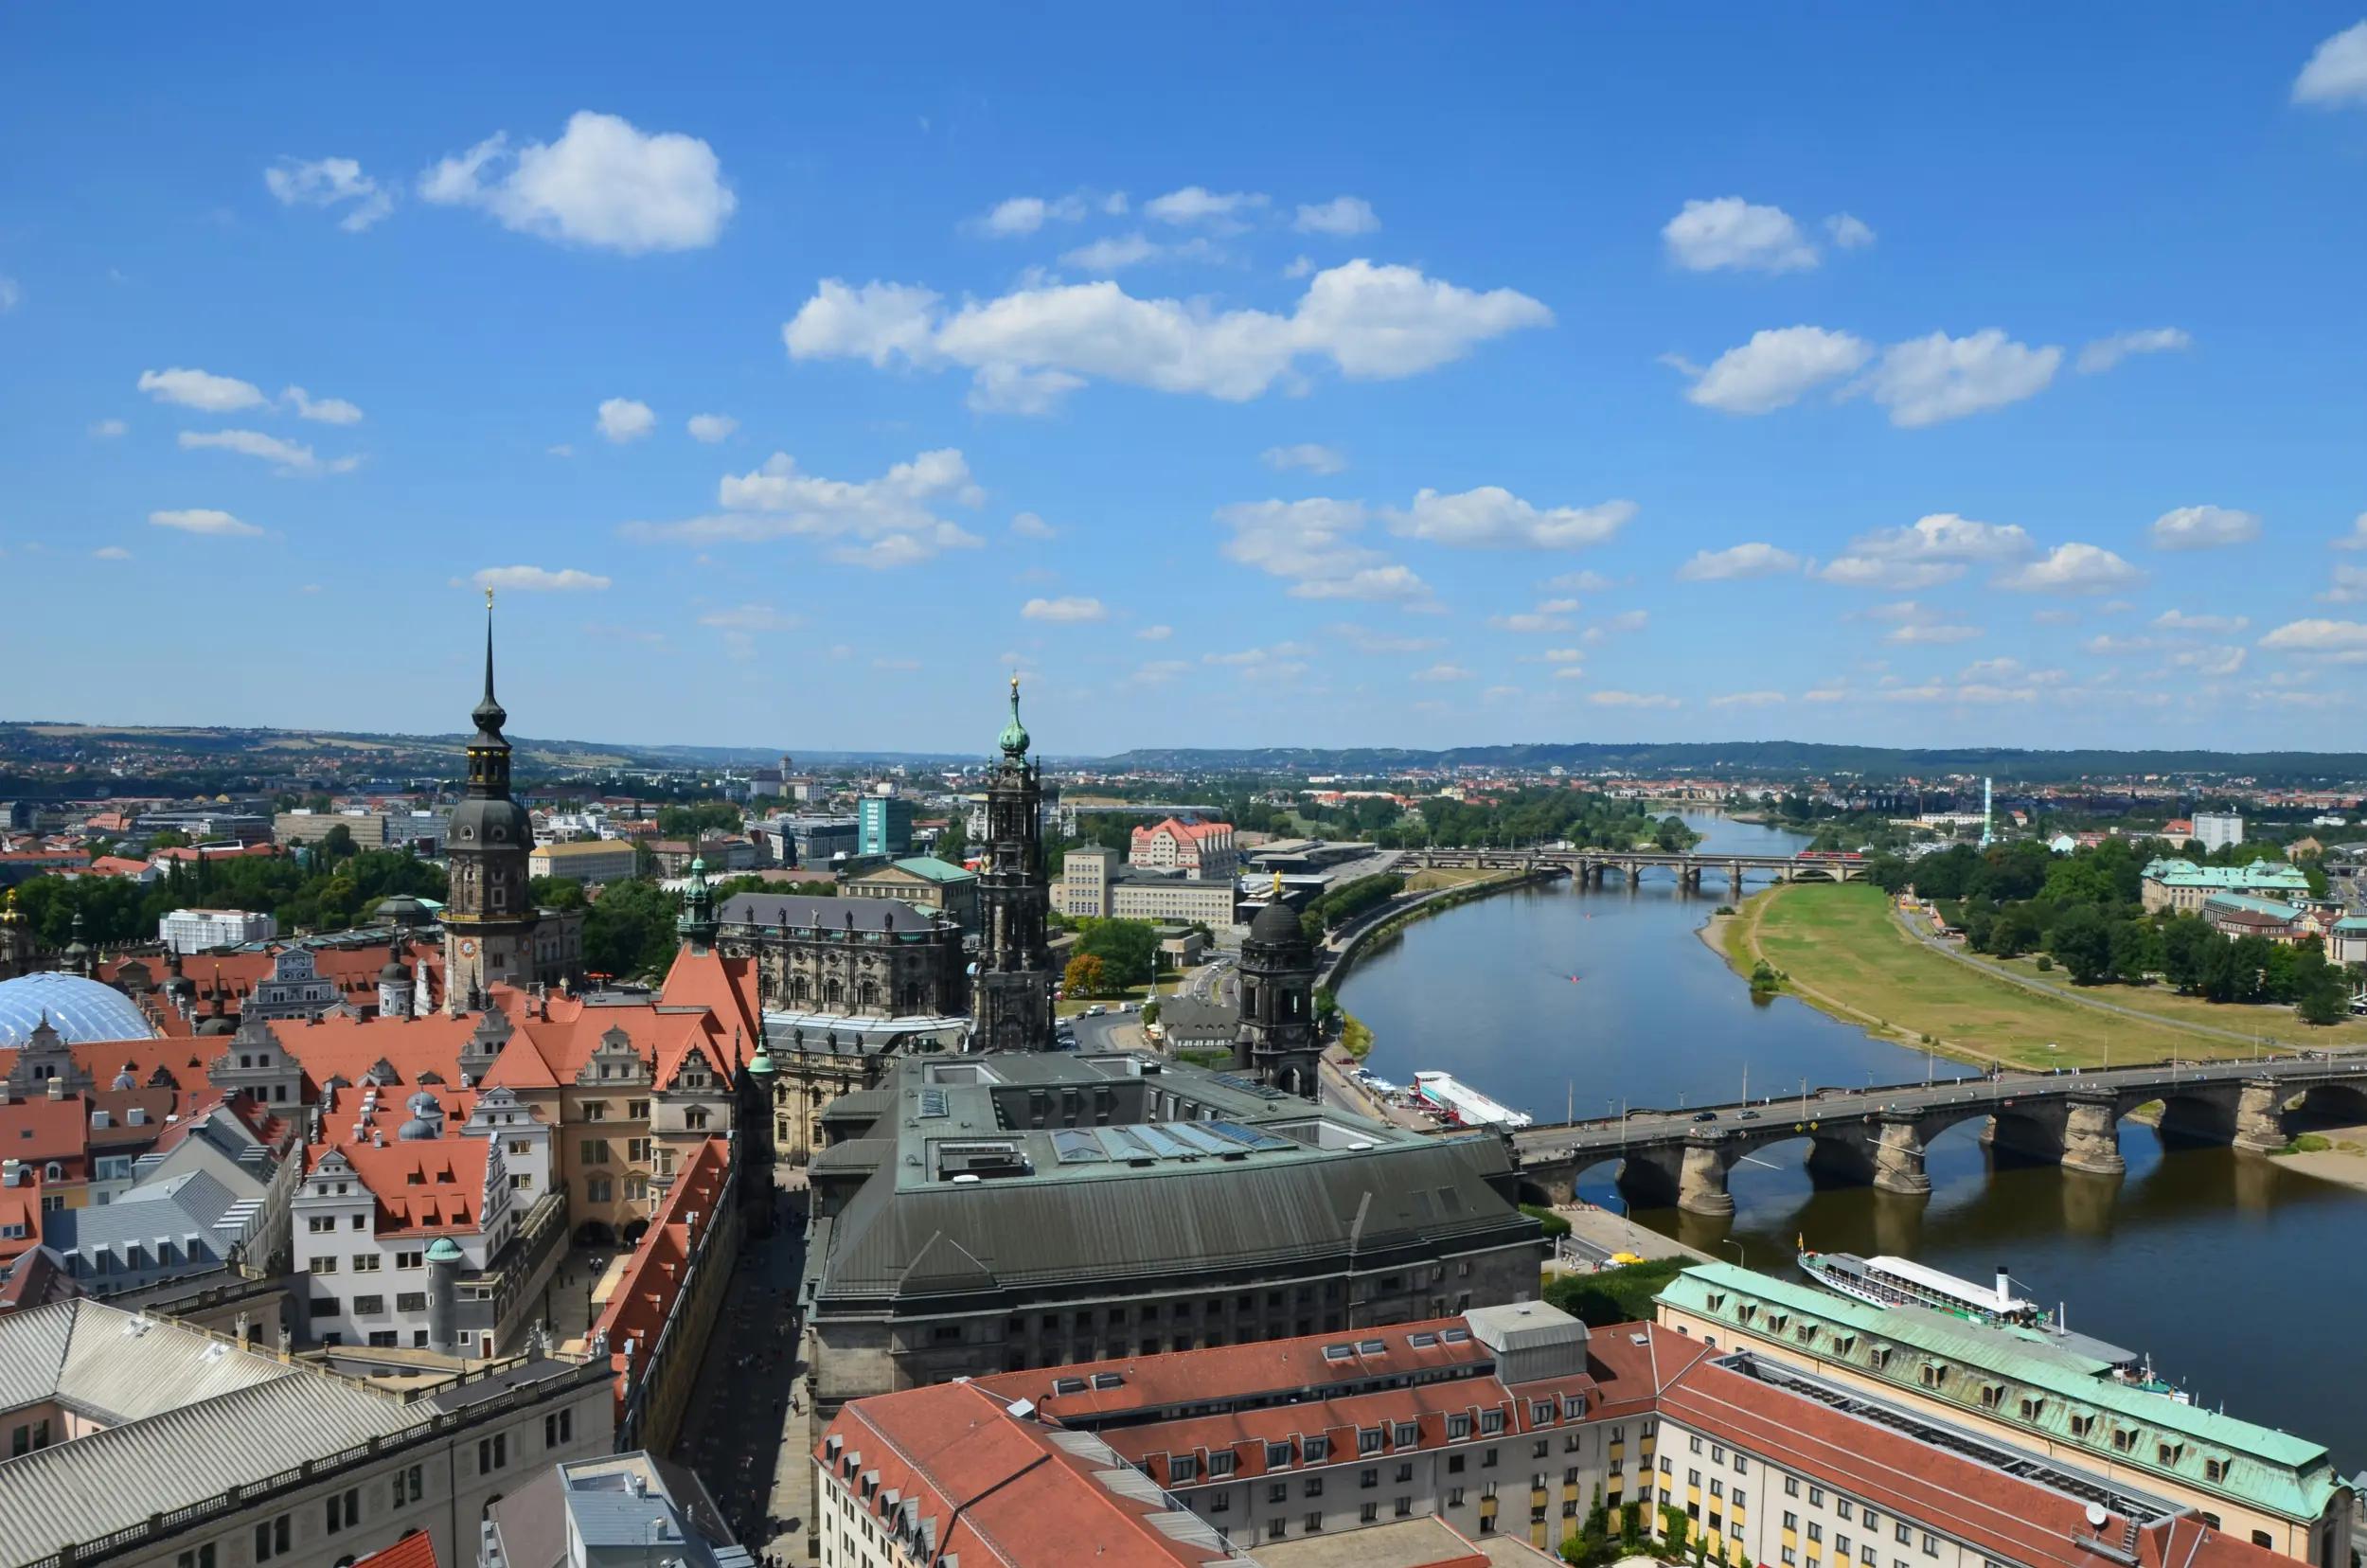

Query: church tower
443;593;540;1013
1235;882;1320;1097
971;676;1055;1052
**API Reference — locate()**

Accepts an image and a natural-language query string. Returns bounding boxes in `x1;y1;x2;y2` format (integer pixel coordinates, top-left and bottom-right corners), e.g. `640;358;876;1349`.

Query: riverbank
2270;1119;2367;1192
1324;866;1558;988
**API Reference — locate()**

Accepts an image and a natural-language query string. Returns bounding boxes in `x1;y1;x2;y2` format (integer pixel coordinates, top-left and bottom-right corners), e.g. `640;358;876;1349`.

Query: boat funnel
1996;1265;2012;1310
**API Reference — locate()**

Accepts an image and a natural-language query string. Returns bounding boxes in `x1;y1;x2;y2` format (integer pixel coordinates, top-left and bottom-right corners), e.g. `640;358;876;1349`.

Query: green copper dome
747;1046;775;1078
997;674;1030;757
425;1237;464;1263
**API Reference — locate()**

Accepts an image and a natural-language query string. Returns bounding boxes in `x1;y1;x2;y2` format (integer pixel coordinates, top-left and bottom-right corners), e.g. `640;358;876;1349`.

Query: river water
1343;812;2362;1468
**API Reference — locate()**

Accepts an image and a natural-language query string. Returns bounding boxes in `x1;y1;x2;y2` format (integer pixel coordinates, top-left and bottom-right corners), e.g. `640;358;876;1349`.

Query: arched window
826;980;844;1007
859;980;880;1008
792;976;810;1004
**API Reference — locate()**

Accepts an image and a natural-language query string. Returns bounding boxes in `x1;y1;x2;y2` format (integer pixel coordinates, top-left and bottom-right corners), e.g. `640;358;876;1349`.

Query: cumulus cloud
275;386;361;425
977;194;1094;236
1145;187;1269;228
1682;327;1871;414
419;111;735;254
1677;543;1799;581
1824;213;1877;249
138;366;266;413
265;156;394;232
472;565;612;592
2322;564;2367;604
1214;497;1431;603
150;508;261;537
1708;690;1788;708
2259;618;2367;652
2153;609;2251;633
93;545;132;561
2337;514;2367;550
178;428;359;476
1663;198;1817;273
2294;20;2367;105
686;413;739;443
1293;196;1379;236
1010;510;1058;541
1327;623;1444;654
1411;664;1473;683
1136;624;1174;641
1058;233;1168;272
1022;596;1107;623
1996;543;2144;595
1813;512;2033;589
2148;505;2260;550
621;448;986;570
1547;569;1615;593
597;398;657;442
1388;487;1634;550
1263;442;1346;475
1590;690;1680;709
1884;621;1983;645
1854;330;2060;427
2075;327;2191;375
1583;609;1649;645
784;259;1551;408
89;419;127;438
1490;606;1575;633
2166;645;2247;677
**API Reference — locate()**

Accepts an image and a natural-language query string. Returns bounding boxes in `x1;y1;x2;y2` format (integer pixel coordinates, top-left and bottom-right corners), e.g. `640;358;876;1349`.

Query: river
1343;811;2363;1468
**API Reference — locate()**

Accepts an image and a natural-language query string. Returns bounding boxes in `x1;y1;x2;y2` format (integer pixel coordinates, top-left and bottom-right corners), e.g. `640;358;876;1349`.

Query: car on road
1691;1110;1718;1122
1737;1109;1760;1120
1085;1004;1107;1016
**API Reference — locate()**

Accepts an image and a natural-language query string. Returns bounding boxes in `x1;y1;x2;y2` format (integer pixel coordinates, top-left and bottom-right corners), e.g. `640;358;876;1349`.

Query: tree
582;879;682;980
934;817;969;863
2046;905;2113;986
2161;915;2215;992
2295;951;2352;1025
530;876;588;912
319;824;358;861
147;829;190;849
1139;998;1161;1027
1062;953;1107;999
2108;918;2161;984
1075;918;1159;989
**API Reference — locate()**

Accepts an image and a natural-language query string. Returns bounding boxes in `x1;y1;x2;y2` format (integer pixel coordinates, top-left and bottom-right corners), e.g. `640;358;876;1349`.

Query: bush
2035;954;2054;971
1543;1256;1687;1327
1521;1203;1573;1238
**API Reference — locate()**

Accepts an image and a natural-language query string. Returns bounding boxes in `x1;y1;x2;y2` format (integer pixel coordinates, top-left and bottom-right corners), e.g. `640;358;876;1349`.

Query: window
1303;1436;1329;1463
1266;1520;1287;1541
1210;1491;1230;1514
1896;1523;1913;1544
2205;1459;2225;1483
1809;1523;1824;1544
628;1099;650;1119
1689;1470;1702;1488
586;1177;612;1203
308;1216;336;1233
628;1137;652;1163
1922;1534;1938;1557
1449;1488;1467;1507
1303;1512;1323;1534
353;1294;384;1314
1838;1534;1852;1557
253;1515;291;1561
1783;1552;1797;1566
1534;1438;1550;1459
176;1549;217;1568
2251;1533;2273;1550
1448;1416;1471;1440
1361;1502;1379;1523
544;1409;574;1447
1785;1513;1800;1532
1838;1501;1853;1522
1480;1409;1504;1435
1394;1420;1418;1447
1809;1487;1825;1506
351;1254;381;1273
314;1257;339;1274
580;1139;611;1165
1786;1476;1800;1497
1361;1468;1378;1489
1396;1497;1414;1518
582;1101;610;1121
1861;1548;1878;1565
1690;1435;1704;1454
397;1292;427;1312
1210;1452;1236;1477
1735;1489;1749;1511
1267;1441;1292;1468
479;1433;508;1473
1483;1447;1499;1469
1304;1476;1322;1498
396;1250;423;1270
310;1296;339;1318
1864;1512;1880;1532
392;1464;424;1506
1171;1455;1199;1483
1268;1483;1288;1505
325;1488;360;1534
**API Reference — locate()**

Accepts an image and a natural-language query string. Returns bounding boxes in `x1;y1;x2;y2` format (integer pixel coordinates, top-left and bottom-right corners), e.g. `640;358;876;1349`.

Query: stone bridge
1407;847;1869;889
1510;1057;2367;1216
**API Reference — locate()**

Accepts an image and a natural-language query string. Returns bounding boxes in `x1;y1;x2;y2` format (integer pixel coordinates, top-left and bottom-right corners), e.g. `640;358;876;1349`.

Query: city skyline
5;9;2367;753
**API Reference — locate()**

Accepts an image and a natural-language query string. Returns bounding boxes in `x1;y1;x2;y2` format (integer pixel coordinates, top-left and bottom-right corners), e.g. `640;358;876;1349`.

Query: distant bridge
1406;846;1872;887
1510;1057;2367;1216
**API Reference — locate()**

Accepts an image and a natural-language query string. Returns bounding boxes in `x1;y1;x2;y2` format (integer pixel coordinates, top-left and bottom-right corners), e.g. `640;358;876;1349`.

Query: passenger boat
1411;1071;1534;1130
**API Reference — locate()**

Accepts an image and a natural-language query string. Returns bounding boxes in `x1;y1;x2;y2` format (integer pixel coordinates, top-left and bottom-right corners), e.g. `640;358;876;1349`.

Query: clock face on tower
459;939;479;958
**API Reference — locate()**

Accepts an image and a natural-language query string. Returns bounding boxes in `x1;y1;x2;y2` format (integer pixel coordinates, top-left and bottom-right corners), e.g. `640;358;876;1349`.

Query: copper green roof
886;856;976;883
1659;1262;2337;1522
997;674;1030;757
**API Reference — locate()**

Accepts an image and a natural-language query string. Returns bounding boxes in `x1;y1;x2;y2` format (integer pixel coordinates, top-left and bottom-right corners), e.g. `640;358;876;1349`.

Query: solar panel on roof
1132;1125;1190;1158
1051;1130;1105;1165
1100;1127;1156;1158
1206;1120;1291;1151
1166;1123;1233;1155
917;1089;949;1119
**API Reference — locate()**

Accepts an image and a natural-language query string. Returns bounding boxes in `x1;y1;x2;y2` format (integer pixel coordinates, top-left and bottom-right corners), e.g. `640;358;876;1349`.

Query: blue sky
6;7;2367;757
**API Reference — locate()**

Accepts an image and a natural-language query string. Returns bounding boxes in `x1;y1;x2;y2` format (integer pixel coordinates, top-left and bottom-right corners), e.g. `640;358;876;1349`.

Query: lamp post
1722;1237;1746;1271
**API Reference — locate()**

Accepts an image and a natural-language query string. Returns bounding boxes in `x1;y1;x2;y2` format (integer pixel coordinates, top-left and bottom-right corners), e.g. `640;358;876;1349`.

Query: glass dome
0;971;159;1048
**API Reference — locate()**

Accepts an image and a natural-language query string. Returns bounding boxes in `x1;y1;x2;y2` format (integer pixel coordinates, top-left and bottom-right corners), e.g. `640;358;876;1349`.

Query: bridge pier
2235;1077;2289;1153
1677;1134;1734;1218
2059;1090;2126;1178
1872;1112;1931;1197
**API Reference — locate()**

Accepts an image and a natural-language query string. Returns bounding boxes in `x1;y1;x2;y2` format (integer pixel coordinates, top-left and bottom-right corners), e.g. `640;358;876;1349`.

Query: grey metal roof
1154;997;1236;1041
46;1167;247;1268
719;893;945;934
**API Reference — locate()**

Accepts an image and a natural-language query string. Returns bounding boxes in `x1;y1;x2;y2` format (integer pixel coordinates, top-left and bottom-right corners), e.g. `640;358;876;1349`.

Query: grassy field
1727;884;2293;1070
1977;950;2354;1051
1402;865;1504;893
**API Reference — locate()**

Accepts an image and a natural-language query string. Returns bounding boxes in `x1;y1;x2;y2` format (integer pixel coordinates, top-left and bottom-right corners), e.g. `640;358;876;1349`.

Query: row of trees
9;848;446;947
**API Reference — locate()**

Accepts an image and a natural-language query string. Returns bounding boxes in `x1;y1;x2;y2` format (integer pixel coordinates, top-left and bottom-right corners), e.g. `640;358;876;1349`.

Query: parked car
1691;1110;1718;1122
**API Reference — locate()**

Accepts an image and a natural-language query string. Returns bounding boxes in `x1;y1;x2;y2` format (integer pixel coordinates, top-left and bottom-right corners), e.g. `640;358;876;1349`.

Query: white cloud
1997;543;2144;595
0;276;17;312
1293;196;1379;236
1490;608;1574;633
2294;20;2367;105
1815;513;2032;589
2260;618;2367;652
138;366;266;413
1539;648;1585;664
472;565;611;592
1663;198;1817;273
2153;609;2251;633
1677;543;1799;581
1010;510;1058;541
686;413;739;443
1551;666;1589;682
1389;488;1634;550
1816;558;1963;591
150;508;260;537
2030;607;2080;625
177;428;358;476
1589;690;1680;709
1128;659;1192;686
1411;663;1473;683
1262;442;1347;475
264;156;393;232
1547;569;1614;593
2322;564;2367;604
2167;645;2247;677
1327;623;1444;654
597;398;657;442
1283;256;1316;279
1824;213;1877;249
92;545;131;561
978;194;1098;237
2075;327;2191;375
1854;330;2060;427
1684;326;1871;414
1022;596;1108;624
1215;497;1431;603
1059;233;1165;272
1136;624;1174;641
2336;514;2367;550
2148;505;2260;551
785;259;1551;405
1709;689;1787;708
1884;621;1983;645
281;385;363;424
2085;633;2157;655
621;448;986;570
698;604;800;632
419;111;735;254
89;419;127;438
1145;187;1269;227
1203;642;1313;680
1583;609;1649;645
547;444;575;458
967;363;1088;415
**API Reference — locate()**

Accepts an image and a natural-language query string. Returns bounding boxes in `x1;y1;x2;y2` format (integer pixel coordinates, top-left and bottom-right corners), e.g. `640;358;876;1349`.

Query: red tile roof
593;1135;732;1421
352;1529;439;1568
318;1138;490;1236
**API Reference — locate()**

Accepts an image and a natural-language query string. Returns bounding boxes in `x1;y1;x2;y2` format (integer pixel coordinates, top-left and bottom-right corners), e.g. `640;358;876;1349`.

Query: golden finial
485;585;496;610
1010;669;1021;694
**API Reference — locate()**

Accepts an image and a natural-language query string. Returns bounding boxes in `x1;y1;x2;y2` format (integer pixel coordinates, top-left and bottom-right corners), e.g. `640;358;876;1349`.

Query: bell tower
443;591;541;1012
1236;879;1320;1097
971;676;1055;1052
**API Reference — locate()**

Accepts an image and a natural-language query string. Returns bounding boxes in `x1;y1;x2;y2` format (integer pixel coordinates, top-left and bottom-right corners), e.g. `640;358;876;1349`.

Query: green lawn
1732;884;2275;1070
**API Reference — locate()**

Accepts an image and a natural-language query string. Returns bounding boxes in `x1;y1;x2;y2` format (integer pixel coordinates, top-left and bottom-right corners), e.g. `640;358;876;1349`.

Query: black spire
472;588;507;740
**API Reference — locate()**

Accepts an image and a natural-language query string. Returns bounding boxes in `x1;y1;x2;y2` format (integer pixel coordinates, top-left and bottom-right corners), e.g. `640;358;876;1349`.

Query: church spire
997;671;1030;759
472;587;507;741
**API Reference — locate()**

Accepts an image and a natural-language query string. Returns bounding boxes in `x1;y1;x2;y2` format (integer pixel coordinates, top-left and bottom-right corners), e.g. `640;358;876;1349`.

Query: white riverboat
1411;1070;1534;1130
